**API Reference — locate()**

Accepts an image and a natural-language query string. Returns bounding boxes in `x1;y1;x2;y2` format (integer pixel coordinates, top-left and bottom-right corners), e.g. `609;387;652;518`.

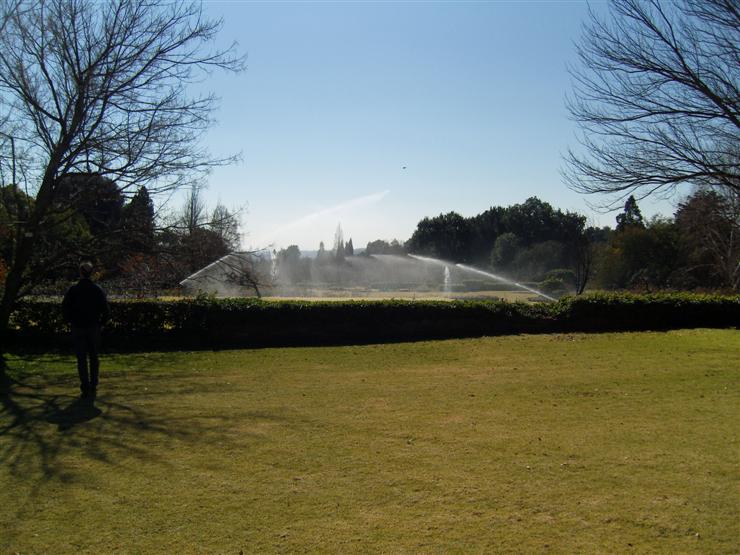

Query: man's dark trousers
72;325;101;394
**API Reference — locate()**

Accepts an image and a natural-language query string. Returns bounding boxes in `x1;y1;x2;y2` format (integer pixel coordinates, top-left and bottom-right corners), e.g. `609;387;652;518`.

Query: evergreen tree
56;173;124;236
317;241;330;263
122;186;155;254
615;196;645;232
333;224;345;261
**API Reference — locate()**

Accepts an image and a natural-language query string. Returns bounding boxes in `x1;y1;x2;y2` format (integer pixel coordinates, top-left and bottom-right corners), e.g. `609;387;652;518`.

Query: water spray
409;254;556;302
455;264;556;302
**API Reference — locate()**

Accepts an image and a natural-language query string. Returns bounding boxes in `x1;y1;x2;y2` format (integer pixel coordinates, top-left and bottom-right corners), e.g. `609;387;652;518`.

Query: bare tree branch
564;0;740;208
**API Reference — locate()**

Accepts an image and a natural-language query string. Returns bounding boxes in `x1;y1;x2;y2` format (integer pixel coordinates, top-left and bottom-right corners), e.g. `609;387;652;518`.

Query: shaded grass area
1;330;738;554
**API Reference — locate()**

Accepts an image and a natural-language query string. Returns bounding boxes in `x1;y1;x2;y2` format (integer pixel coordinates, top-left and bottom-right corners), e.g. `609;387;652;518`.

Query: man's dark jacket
62;278;110;327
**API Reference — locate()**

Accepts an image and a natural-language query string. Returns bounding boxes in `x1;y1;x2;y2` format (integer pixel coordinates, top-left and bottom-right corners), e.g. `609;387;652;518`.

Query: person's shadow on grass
45;397;102;431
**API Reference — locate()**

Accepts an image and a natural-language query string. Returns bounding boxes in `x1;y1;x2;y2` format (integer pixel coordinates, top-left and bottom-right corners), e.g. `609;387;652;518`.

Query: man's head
79;261;94;279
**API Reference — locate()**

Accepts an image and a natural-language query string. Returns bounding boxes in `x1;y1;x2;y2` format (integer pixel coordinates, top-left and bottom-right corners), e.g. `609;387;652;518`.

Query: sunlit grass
1;329;737;553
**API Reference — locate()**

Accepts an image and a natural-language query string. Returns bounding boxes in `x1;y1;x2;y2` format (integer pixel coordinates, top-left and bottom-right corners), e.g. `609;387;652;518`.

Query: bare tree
572;227;595;295
0;0;244;348
676;186;740;290
564;0;739;206
219;252;273;298
210;202;241;252
168;185;242;245
180;185;208;236
180;251;273;298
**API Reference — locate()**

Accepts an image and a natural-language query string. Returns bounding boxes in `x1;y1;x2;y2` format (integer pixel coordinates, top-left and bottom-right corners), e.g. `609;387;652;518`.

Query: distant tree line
364;239;405;256
3;179;733;297
273;191;738;294
280;192;734;294
0;176;241;296
276;225;360;285
404;191;738;292
405;197;593;293
595;189;738;291
559;0;738;294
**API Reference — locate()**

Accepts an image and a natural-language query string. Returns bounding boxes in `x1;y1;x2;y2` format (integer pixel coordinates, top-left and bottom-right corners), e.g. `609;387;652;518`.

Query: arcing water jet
455;263;556;302
409;254;555;301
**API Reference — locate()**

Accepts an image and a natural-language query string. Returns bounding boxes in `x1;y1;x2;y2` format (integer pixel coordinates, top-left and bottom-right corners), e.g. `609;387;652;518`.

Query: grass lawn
1;329;738;554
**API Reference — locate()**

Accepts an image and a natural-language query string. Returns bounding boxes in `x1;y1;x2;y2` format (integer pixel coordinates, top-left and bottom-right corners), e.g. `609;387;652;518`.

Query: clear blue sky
196;0;680;251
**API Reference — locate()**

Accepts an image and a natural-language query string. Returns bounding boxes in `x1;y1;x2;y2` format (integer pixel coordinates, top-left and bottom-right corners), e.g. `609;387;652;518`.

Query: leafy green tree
502;198;562;245
512;241;568;281
1;177;126;288
52;174;128;276
490;233;522;269
56;174;124;237
388;239;405;255
597;217;681;290
277;245;304;283
469;206;506;260
364;240;385;256
405;197;592;286
364;239;405;256
316;241;332;264
406;212;472;261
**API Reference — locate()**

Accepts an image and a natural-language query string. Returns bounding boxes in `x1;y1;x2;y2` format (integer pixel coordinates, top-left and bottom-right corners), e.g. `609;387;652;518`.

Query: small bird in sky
402;166;407;170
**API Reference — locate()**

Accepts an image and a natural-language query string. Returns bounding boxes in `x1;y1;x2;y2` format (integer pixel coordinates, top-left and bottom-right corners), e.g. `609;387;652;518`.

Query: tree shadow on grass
0;371;274;479
0;362;286;548
0;357;287;479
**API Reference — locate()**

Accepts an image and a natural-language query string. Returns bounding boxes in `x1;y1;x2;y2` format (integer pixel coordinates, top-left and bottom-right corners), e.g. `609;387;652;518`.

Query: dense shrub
6;292;738;352
553;292;739;332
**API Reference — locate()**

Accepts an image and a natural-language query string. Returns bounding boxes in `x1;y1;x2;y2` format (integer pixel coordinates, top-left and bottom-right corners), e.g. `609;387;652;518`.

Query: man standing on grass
62;260;110;399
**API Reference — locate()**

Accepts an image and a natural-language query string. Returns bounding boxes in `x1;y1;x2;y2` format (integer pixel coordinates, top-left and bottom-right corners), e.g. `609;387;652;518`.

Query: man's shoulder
79;278;100;289
68;279;104;295
89;281;108;300
64;282;81;296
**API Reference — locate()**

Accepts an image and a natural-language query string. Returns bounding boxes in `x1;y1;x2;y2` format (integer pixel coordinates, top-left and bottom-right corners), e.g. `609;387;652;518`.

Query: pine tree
616;196;645;232
122;186;155;253
333;224;345;261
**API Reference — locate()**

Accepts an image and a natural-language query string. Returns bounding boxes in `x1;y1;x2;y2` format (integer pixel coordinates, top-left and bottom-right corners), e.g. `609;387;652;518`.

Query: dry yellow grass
1;329;738;553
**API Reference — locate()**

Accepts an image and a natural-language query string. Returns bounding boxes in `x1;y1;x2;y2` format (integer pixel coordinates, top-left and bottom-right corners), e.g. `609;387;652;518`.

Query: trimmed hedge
6;292;738;352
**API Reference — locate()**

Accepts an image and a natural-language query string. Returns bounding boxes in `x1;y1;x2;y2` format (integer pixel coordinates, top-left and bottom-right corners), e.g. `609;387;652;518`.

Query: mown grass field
1;329;738;554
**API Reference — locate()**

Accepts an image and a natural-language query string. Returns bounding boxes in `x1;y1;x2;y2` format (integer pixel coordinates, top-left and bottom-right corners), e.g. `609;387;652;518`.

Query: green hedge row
6;292;738;351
